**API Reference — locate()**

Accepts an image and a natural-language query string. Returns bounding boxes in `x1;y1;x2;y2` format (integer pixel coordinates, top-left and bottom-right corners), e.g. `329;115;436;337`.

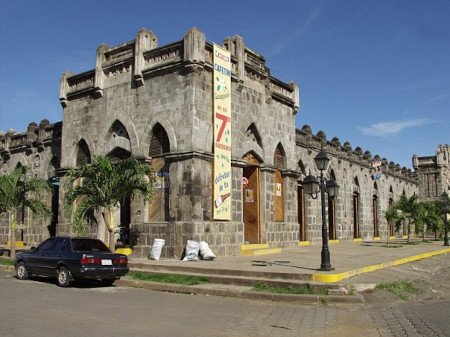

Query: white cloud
269;2;323;55
358;118;430;137
428;92;449;103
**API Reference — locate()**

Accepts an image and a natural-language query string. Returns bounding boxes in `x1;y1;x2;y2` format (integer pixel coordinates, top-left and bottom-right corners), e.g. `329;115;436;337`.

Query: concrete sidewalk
128;239;450;283
118;239;450;303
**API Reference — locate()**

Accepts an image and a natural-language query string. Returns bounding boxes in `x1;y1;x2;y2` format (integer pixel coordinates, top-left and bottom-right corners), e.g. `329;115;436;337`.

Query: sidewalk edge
312;247;450;283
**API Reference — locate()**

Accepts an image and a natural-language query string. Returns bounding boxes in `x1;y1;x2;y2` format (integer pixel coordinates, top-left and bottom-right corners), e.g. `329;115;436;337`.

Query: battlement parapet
295;125;417;183
0;121;62;159
60;28;298;113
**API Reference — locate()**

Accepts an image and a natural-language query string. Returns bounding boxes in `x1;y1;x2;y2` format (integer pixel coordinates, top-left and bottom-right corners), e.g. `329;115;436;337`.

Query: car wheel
16;262;29;280
56;267;71;287
101;279;115;287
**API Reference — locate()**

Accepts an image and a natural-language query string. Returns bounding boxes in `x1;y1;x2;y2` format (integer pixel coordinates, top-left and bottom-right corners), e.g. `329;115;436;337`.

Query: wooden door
298;185;306;241
353;193;360;238
243;166;260;244
328;196;336;240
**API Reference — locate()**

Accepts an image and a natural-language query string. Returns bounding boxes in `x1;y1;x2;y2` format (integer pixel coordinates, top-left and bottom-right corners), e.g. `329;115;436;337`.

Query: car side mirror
31;246;36;251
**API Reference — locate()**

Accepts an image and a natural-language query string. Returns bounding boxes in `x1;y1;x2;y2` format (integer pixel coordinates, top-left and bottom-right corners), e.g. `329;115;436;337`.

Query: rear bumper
72;266;129;280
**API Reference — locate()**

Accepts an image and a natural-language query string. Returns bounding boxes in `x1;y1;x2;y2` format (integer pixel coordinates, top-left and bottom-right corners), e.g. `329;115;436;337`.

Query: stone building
0;28;418;257
413;145;450;202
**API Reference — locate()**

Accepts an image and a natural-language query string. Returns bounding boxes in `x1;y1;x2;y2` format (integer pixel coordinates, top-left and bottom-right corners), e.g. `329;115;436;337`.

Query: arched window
245;123;263;149
111;120;130;140
76;139;91;167
149;123;170;157
148;123;170;222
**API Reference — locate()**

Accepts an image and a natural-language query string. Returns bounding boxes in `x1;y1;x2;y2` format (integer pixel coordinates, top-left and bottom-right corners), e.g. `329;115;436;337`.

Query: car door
40;238;65;276
27;238;55;275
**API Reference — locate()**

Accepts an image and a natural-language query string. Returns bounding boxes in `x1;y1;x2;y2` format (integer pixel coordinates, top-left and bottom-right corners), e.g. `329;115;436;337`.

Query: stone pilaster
94;44;108;97
134;28;157;86
183;27;205;73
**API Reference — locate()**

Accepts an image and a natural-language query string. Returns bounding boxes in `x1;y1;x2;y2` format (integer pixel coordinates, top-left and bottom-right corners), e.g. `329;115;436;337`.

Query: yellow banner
213;44;232;220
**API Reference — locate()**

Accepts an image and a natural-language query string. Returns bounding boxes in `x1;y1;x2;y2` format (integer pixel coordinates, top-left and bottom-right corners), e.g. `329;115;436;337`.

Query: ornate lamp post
440;192;449;246
303;149;339;271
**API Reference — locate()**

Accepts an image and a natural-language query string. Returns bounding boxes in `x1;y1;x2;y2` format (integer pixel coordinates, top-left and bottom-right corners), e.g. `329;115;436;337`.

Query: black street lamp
440;192;449;246
303;149;339;271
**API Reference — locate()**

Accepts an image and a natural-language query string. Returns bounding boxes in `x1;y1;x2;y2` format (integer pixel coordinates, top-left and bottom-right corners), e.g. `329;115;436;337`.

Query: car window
37;238;56;252
38;238;63;253
70;239;110;252
59;239;70;254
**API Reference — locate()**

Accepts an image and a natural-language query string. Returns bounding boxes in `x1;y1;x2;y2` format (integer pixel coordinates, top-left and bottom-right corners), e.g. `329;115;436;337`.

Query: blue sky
0;0;449;169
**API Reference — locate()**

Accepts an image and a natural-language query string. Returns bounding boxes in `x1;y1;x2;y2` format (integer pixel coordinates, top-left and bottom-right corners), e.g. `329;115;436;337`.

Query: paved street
1;254;449;337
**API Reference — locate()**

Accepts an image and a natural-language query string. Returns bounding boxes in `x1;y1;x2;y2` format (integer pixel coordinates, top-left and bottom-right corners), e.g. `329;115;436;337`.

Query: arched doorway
106;120;132;246
328;170;337;240
243;152;262;244
48;156;60;237
148;123;170;222
108;147;132;246
297;160;307;241
353;177;361;239
372;182;379;238
388;186;394;236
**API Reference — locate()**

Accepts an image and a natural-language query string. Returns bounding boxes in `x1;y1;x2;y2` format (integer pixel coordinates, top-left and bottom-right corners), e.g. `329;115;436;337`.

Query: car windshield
70;239;111;252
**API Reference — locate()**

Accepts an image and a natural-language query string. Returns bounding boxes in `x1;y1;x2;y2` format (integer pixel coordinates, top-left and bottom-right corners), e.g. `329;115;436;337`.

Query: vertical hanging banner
213;44;232;220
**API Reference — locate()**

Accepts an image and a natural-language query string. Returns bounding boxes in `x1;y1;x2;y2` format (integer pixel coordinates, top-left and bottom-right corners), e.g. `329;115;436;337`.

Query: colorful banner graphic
213;44;232;220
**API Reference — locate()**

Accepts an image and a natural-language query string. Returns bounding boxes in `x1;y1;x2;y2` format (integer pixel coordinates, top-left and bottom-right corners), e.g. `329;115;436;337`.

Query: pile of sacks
182;240;216;261
148;238;216;261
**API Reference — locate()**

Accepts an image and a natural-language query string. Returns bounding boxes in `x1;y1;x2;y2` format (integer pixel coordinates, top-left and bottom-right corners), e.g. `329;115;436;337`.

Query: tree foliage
63;155;155;250
385;194;444;243
0;166;51;259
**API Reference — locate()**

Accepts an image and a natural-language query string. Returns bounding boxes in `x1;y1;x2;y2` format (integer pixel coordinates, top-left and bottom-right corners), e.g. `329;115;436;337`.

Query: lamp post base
320;249;333;271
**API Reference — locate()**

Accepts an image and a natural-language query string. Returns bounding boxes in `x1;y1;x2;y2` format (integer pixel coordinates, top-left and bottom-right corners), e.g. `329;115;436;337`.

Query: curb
312;247;450;283
0;265;15;273
116;278;364;304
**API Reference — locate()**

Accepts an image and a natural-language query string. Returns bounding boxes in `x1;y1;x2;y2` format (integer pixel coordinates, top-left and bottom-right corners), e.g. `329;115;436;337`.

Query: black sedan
15;237;129;287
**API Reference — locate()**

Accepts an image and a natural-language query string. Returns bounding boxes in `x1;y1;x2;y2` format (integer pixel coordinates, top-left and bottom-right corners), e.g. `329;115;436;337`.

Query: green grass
128;271;209;285
405;241;426;245
253;283;328;296
0;258;14;266
381;244;403;248
376;280;420;300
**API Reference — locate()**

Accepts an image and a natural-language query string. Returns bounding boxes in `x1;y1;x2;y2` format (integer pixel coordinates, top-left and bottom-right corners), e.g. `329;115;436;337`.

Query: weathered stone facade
0;28;420;257
0;121;62;244
413;145;450;202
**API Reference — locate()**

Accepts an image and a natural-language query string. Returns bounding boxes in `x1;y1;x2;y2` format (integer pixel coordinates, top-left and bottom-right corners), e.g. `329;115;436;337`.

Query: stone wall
0;121;62;246
296;125;418;243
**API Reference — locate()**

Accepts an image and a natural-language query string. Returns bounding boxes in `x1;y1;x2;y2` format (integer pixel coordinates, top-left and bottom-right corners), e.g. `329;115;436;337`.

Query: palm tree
0;166;51;259
64;155;155;251
394;194;420;243
384;206;400;246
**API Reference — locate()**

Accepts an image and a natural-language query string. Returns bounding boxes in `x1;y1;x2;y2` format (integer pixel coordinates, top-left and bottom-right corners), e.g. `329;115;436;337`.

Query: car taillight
113;257;127;265
80;257;101;265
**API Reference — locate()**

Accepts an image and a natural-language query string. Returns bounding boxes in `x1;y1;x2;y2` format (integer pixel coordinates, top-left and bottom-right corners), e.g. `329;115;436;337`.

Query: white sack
182;240;200;261
199;241;216;260
149;238;165;260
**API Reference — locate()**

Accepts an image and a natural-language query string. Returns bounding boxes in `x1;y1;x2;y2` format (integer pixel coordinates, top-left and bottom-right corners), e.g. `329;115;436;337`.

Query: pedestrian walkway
129;239;450;284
